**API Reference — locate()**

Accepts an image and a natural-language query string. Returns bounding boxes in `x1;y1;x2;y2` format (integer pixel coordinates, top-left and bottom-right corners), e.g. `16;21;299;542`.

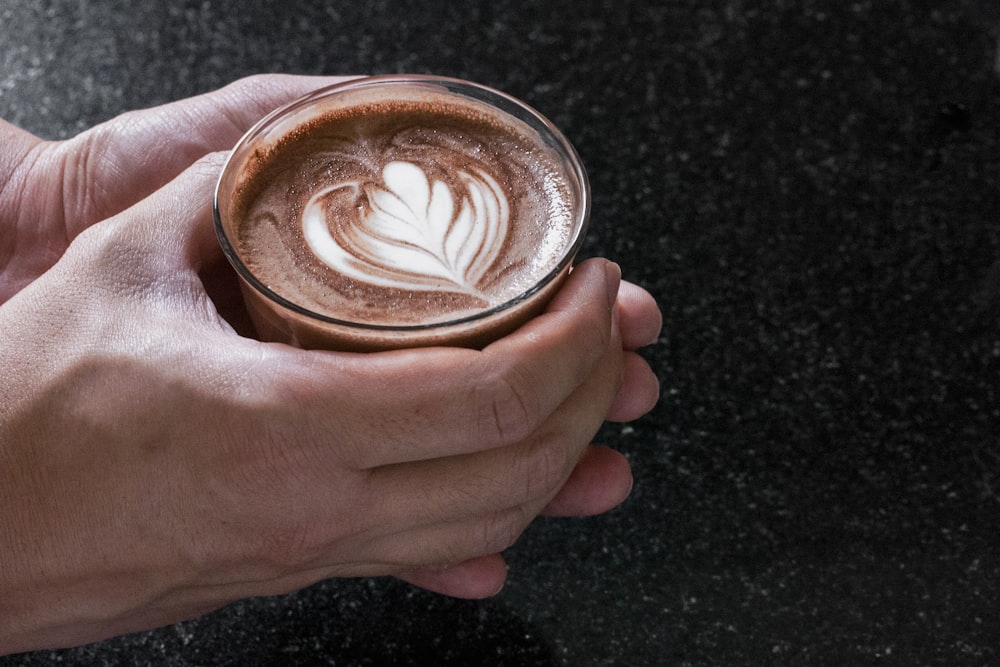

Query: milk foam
231;97;579;326
302;160;509;299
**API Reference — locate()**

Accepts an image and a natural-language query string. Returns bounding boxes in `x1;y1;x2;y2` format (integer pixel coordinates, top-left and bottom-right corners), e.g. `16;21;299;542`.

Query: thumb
55;74;357;237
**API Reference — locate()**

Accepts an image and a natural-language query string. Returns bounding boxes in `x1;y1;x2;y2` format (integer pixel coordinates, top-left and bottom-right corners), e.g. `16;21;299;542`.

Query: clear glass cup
214;75;590;351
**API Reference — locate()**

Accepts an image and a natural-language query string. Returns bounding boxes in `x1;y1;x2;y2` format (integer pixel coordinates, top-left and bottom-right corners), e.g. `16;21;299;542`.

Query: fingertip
397;554;509;599
616;280;663;350
604;260;622;308
542;445;634;517
606;351;661;422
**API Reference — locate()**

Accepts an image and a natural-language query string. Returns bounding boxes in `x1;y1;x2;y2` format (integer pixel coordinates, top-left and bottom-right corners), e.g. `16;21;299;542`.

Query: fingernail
490;575;507;597
621;470;635;504
605;261;622;307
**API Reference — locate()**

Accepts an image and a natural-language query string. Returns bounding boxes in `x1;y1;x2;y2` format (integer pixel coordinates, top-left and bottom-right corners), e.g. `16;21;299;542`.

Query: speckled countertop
2;1;999;665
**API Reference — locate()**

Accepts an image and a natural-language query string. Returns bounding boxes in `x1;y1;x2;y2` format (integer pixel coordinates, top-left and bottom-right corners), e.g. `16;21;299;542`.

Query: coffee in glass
214;75;590;351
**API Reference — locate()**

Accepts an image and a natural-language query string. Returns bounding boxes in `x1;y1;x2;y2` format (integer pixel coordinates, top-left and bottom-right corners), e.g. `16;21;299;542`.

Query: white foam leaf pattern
302;161;509;298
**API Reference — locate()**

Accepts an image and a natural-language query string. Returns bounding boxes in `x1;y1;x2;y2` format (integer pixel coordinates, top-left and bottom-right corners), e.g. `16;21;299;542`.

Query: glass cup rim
213;74;591;334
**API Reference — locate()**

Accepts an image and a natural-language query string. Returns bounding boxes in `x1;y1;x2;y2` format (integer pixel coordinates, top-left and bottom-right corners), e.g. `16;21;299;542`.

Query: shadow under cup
214;76;590;352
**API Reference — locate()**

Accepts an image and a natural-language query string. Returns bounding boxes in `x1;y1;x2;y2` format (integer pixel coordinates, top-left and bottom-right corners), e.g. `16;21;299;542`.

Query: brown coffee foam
229;95;576;327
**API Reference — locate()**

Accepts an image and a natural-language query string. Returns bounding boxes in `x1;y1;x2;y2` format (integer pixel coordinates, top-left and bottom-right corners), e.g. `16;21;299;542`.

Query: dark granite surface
2;1;1000;665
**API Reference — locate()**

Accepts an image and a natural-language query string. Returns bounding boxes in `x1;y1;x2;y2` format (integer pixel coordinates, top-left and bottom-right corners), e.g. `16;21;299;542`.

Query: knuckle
226;72;282;97
477;361;540;444
219;74;301;129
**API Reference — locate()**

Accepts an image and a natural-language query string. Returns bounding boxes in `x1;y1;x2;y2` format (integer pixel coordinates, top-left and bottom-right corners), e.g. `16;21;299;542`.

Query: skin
0;75;662;654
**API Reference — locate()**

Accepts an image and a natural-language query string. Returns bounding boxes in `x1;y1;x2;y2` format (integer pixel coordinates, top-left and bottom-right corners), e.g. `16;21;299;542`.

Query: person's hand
0;74;356;304
0;76;661;654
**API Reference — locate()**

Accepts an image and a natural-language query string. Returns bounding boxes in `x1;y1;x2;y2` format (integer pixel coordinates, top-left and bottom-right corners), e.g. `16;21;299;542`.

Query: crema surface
231;99;577;326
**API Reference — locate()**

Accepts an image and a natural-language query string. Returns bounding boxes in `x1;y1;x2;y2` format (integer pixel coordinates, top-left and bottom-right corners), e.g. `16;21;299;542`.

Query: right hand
0;159;652;655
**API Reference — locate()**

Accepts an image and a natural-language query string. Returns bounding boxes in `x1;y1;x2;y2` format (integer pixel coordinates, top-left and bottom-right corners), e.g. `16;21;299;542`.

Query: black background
2;1;999;664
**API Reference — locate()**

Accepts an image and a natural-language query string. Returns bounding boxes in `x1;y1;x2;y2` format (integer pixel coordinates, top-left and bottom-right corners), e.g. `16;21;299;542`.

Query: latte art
224;88;584;334
302;160;510;301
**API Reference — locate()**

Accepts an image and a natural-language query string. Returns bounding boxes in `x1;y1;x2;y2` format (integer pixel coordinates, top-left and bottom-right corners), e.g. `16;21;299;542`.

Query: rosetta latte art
231;98;578;328
302;161;510;300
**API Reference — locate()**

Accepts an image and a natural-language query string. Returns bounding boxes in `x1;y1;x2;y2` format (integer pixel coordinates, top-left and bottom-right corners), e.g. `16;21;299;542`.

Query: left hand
0;74;356;303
